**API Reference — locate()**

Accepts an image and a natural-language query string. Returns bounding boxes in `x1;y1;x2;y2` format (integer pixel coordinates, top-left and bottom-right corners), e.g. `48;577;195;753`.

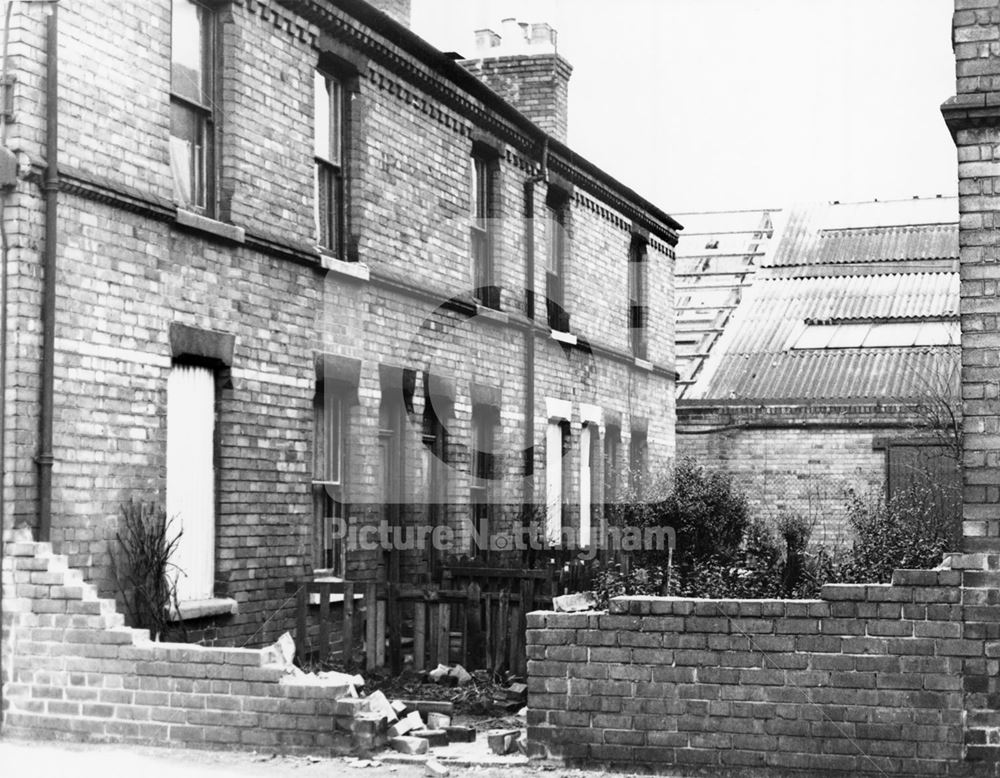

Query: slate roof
680;198;960;404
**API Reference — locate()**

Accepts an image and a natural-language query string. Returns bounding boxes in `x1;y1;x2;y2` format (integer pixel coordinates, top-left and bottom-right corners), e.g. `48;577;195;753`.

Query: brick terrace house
676;198;961;544
0;0;680;646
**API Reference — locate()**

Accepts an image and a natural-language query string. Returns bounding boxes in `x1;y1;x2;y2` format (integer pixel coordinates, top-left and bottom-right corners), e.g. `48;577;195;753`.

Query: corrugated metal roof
713;273;958;356
768;199;958;268
685;271;959;401
699;347;959;401
680;199;961;403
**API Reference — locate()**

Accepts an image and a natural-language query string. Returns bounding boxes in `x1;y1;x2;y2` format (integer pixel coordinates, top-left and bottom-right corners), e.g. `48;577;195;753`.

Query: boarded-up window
166;364;216;602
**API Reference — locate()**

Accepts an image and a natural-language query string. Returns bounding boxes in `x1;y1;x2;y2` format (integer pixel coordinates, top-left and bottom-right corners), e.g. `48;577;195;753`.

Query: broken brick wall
1;537;376;751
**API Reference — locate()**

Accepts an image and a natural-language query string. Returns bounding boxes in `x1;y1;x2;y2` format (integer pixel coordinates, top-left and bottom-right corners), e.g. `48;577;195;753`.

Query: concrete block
390;735;429;755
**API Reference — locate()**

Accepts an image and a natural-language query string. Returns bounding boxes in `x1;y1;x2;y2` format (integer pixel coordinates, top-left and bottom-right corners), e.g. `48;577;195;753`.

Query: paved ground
0;737;671;778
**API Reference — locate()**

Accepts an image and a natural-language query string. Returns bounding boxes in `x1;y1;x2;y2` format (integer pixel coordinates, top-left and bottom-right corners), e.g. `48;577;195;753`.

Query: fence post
413;600;426;671
295;587;308;665
465;582;484;670
388;582;402;675
365;582;378;670
436;601;450;666
494;590;509;673
318;582;331;665
343;581;355;667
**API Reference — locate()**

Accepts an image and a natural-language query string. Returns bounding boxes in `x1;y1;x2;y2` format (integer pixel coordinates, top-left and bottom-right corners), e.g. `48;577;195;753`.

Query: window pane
325;394;342;484
314;71;330;159
471;228;489;289
315;73;342;164
830;323;871;348
471;157;488;221
170;100;205;209
172;0;207;104
316;162;342;252
329;78;342;165
547;206;562;274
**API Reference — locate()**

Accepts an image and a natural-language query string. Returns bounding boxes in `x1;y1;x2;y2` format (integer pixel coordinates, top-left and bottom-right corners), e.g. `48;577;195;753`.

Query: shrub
110;499;183;640
666;458;749;567
846;484;956;583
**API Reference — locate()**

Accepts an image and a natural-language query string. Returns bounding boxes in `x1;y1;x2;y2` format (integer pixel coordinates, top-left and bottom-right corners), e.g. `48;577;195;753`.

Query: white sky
410;0;957;214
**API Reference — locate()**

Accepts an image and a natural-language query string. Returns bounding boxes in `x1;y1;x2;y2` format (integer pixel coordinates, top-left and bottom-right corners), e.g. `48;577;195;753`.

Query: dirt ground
0;737;684;778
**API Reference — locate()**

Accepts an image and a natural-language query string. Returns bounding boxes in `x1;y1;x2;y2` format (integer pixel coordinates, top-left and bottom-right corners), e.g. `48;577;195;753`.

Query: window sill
308;575;365;606
475;305;508;325
175;208;246;244
319;252;370;281
551;329;577;346
168;597;239;622
634;357;653;371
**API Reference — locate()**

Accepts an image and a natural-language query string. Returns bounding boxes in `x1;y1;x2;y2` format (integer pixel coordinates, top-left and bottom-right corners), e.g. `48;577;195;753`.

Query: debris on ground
390;736;429;755
552;591;598;612
388;711;423;738
424;758;450;777
443;725;475;743
344;757;383;769
486;728;521;755
411;728;448;747
425;711;451;729
353;669;532;760
365;690;398;724
366;667;530;717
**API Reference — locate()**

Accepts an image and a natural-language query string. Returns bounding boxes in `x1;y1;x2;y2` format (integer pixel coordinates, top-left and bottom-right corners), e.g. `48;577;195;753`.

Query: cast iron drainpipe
521;139;548;540
37;4;57;543
0;0;58;731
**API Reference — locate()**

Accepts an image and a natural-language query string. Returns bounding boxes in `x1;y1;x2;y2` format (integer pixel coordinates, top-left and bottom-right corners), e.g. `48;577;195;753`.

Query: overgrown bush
666;458;749;567
845;485;957;583
590;461;959;605
110;499;183;640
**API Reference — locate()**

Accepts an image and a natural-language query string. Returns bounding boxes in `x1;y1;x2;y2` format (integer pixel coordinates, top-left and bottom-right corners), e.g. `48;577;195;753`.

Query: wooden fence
286;565;561;675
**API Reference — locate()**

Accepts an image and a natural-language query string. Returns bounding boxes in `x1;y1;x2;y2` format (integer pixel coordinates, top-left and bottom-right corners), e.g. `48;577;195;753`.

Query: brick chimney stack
459;18;573;143
368;0;411;28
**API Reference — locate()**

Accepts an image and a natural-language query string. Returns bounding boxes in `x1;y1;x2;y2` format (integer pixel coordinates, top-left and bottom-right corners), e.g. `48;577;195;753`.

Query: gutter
280;0;683;240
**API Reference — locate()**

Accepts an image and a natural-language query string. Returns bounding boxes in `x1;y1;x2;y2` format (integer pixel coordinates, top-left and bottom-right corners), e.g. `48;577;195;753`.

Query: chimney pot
530;22;556;50
474;28;502;52
501;17;526;50
460;18;572;143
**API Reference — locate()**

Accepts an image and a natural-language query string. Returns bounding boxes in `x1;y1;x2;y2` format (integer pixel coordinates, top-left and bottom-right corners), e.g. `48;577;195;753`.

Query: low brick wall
1;537;370;752
527;564;1000;776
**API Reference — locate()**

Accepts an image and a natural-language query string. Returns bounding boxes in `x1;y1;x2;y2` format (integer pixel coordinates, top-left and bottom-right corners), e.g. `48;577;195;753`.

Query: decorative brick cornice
277;0;681;245
234;0;318;46
58;170;175;221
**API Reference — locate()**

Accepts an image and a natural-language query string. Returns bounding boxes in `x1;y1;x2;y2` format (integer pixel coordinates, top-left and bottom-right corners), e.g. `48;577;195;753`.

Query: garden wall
527;558;1000;776
0;535;374;752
